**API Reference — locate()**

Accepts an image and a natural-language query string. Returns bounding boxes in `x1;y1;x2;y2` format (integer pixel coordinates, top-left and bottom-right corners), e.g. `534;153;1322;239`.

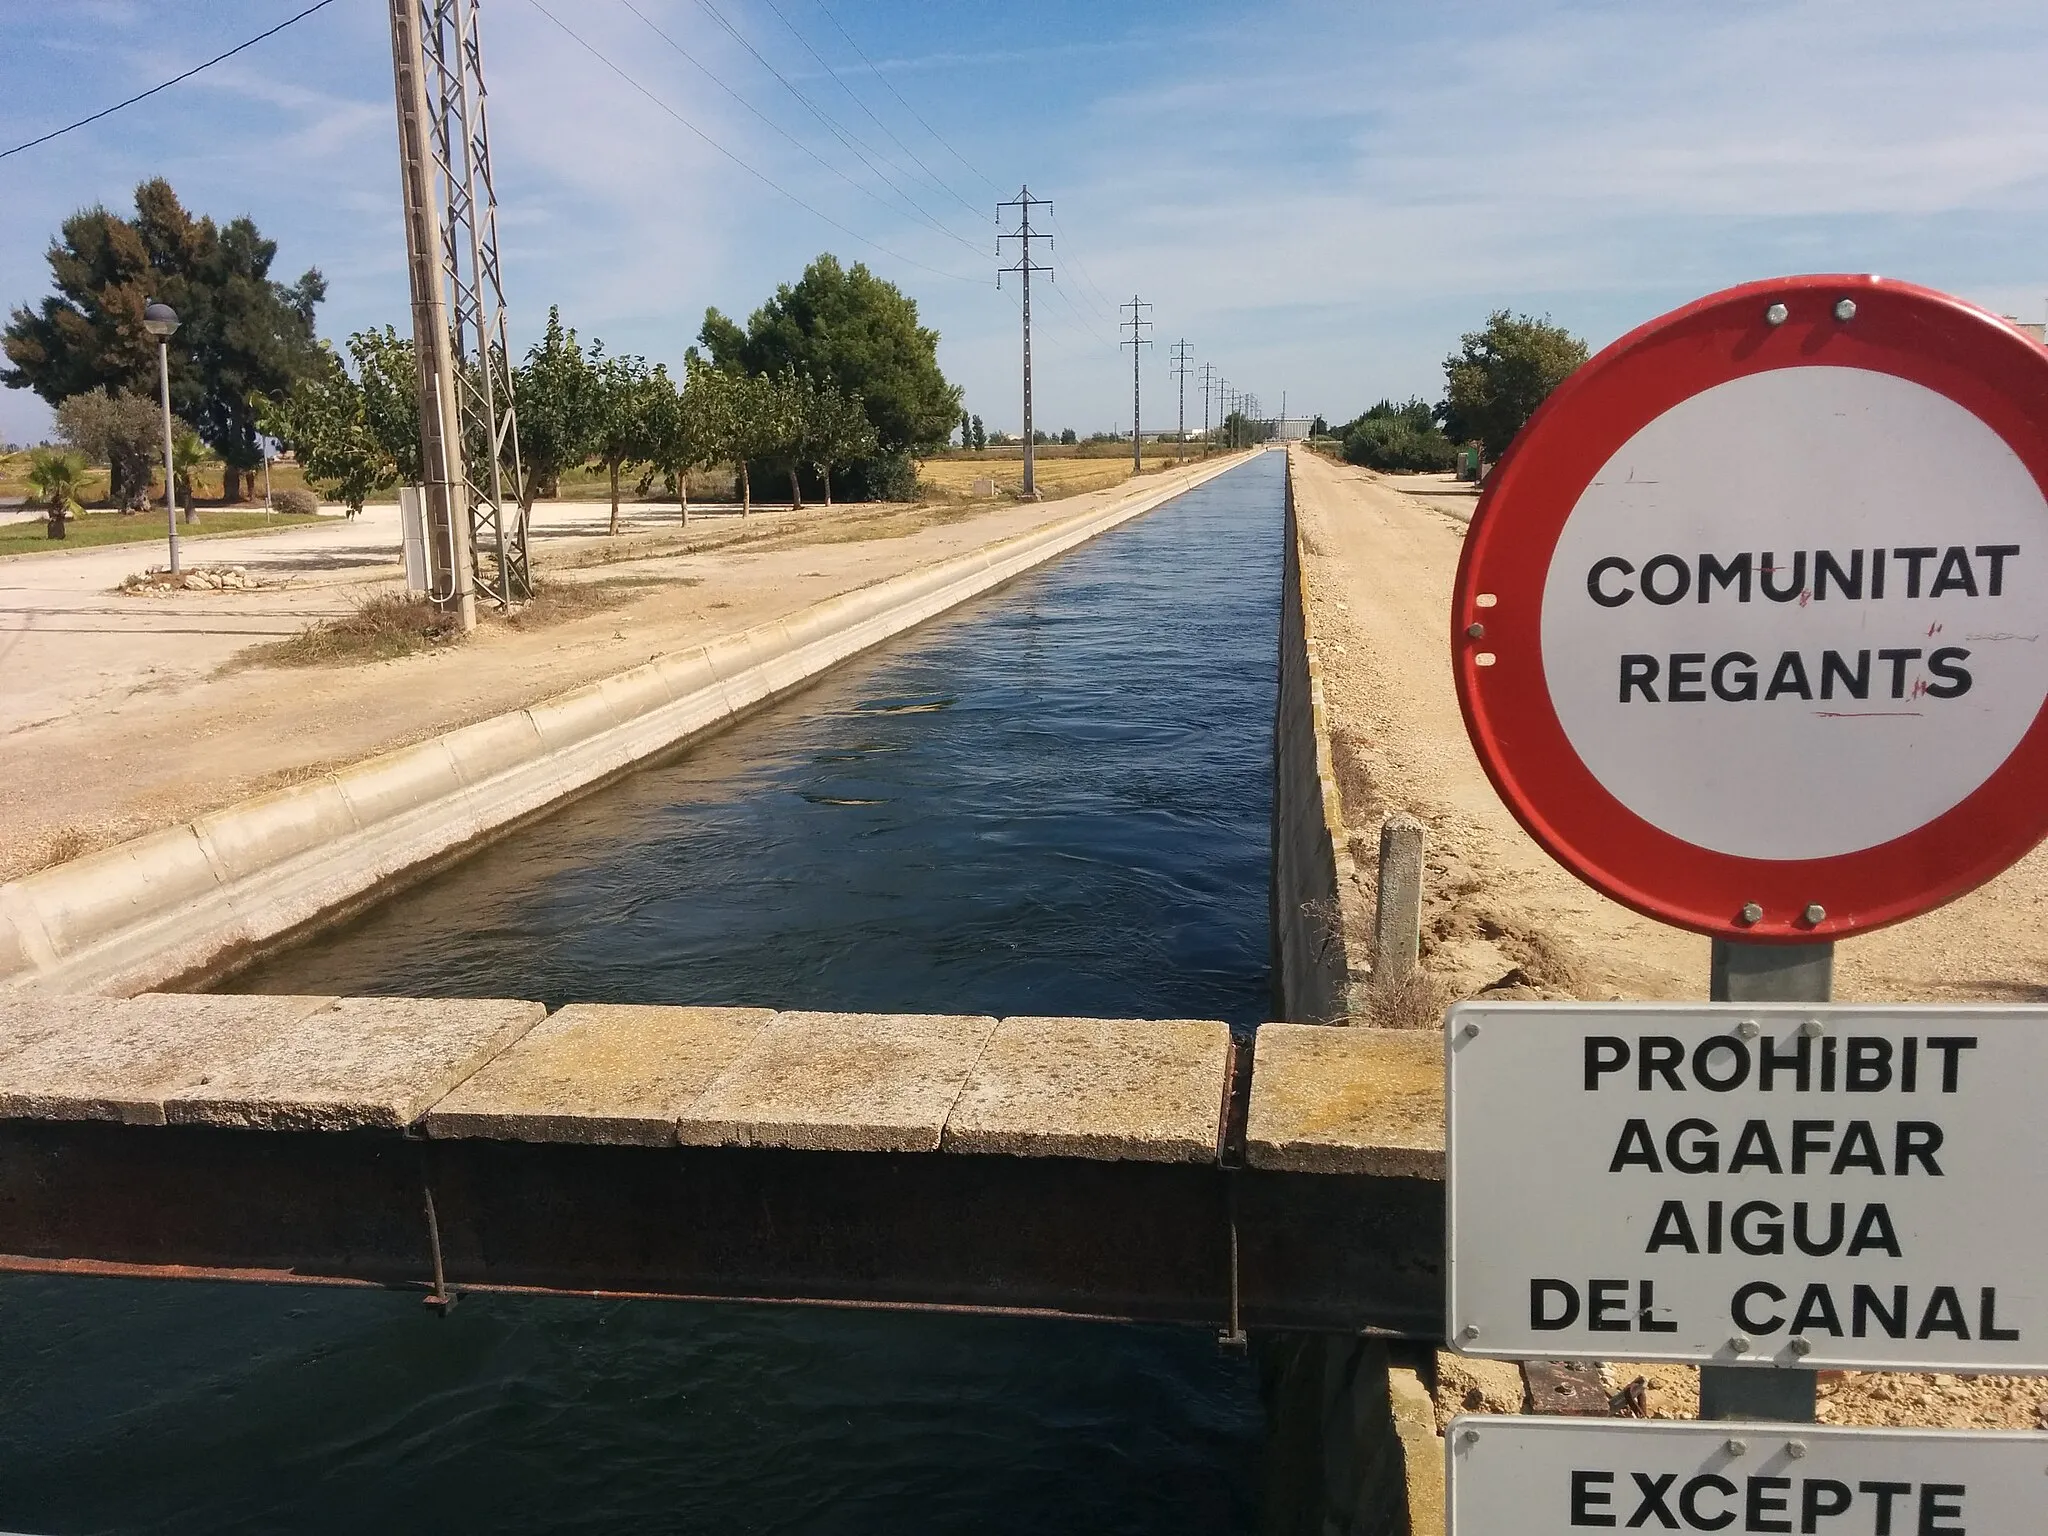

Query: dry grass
1360;965;1456;1030
501;576;682;629
238;594;461;669
918;457;1141;501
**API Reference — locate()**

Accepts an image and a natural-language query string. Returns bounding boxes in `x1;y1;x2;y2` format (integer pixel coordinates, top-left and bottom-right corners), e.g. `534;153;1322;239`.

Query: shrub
1343;416;1458;473
273;487;321;516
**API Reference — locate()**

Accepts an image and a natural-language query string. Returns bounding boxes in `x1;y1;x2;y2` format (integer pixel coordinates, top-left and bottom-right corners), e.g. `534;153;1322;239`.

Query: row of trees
3;180;325;505
257;252;954;524
258;312;880;528
1336;311;1589;471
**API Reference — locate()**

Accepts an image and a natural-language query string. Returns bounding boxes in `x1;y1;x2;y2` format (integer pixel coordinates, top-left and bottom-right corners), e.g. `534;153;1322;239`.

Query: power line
807;0;1001;195
524;0;982;285
684;0;985;256
617;0;977;249
751;0;985;223
0;0;338;161
1043;206;1120;324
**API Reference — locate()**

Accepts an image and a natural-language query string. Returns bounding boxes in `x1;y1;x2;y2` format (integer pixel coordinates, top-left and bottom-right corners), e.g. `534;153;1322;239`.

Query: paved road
0;496;766;736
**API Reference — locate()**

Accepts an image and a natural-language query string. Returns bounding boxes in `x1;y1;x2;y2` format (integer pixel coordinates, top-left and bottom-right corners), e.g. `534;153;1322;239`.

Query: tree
1059;427;1077;445
790;371;877;507
970;414;985;450
169;426;214;514
698;253;961;473
2;179;325;502
26;449;88;514
586;348;663;535
254;331;419;517
1439;311;1588;459
54;387;161;507
512;307;598;511
640;363;702;523
959;410;971;448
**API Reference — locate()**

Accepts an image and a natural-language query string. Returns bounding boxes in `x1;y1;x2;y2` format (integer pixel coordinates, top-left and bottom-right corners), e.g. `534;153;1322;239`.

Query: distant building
2000;315;2046;345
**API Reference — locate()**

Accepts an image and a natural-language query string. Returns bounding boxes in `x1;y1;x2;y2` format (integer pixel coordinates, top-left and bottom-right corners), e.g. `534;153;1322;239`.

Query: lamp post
142;301;181;575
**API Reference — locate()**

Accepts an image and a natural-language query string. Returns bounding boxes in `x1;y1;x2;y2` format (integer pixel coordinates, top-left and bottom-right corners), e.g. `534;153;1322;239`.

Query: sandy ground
1289;449;2048;1011
1290;449;2048;1433
0;465;1238;882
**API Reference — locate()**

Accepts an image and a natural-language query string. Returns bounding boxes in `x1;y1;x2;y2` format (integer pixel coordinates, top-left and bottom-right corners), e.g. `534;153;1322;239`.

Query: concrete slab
0;993;338;1123
164;994;544;1131
425;1004;774;1146
1245;1023;1444;1178
943;1015;1230;1163
678;1011;996;1153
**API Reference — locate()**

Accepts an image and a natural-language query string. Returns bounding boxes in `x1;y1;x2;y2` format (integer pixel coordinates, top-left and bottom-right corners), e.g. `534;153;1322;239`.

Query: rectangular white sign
1449;1416;2047;1536
1447;1002;2048;1371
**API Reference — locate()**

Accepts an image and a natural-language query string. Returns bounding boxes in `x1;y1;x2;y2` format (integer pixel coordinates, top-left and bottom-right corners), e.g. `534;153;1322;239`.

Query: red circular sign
1454;275;2048;941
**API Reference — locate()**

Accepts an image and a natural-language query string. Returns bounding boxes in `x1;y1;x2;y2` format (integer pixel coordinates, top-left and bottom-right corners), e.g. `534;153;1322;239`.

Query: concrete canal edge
0;454;1251;997
1271;446;1364;1024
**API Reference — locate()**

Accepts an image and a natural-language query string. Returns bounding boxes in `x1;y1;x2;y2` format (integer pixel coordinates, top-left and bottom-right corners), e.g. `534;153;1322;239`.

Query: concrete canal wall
0;455;1250;1000
1271;448;1365;1024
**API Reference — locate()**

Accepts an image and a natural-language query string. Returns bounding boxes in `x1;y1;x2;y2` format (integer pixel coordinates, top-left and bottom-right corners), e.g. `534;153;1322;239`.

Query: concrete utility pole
997;186;1054;499
387;0;528;628
1169;340;1192;464
1198;362;1217;458
1120;296;1153;473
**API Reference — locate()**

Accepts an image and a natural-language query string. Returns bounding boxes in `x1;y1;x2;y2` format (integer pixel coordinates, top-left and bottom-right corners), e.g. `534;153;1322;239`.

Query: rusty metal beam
0;1122;1442;1334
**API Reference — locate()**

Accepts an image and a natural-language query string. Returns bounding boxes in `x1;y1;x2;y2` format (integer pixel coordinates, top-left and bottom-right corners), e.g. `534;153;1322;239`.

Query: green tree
26;448;88;514
586;348;663;535
640;363;702;523
1439;311;1588;459
790;371;877;507
54;387;161;509
698;253;961;474
970;414;985;450
2;179;325;502
512;307;597;512
1059;427;1077;445
170;426;213;512
959;410;971;448
255;329;422;517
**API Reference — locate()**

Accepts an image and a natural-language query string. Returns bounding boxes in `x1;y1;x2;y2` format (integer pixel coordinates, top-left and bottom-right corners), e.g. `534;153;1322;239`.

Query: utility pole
1120;295;1153;474
1198;362;1218;458
1170;340;1192;464
997;186;1054;499
387;0;528;626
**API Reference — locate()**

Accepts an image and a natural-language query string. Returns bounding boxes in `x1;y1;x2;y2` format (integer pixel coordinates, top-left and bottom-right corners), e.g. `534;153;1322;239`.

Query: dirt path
1288;448;2048;1010
0;464;1233;882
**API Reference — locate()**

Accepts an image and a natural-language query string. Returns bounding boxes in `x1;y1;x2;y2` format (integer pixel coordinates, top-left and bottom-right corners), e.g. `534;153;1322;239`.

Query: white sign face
1449;1416;2047;1536
1447;1002;2048;1371
1539;365;2048;861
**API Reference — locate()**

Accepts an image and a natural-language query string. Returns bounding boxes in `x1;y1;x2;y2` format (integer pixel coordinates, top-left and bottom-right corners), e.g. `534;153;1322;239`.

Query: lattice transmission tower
388;0;528;628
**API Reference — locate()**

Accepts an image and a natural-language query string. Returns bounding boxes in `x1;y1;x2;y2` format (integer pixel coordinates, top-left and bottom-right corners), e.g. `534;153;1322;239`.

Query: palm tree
27;449;89;537
171;426;214;523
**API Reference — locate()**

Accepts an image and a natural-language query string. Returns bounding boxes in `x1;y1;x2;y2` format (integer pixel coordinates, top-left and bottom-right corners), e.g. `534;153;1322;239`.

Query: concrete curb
0;455;1252;996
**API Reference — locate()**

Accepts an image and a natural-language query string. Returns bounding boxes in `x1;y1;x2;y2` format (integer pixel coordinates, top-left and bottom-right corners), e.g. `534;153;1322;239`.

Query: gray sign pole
1698;937;1832;1421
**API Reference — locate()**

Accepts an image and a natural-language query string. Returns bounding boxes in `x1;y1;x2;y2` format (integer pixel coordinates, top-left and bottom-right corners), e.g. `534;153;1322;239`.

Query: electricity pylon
1120;295;1152;472
997;187;1053;498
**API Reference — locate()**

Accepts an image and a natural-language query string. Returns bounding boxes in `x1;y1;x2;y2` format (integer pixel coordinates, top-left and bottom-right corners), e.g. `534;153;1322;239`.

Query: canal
0;453;1285;1534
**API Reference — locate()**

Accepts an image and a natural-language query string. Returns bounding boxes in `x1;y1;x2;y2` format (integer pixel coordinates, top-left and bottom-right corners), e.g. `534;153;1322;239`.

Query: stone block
944;1015;1231;1163
426;1004;774;1145
165;994;544;1132
678;1011;996;1153
1244;1022;1444;1178
0;992;334;1124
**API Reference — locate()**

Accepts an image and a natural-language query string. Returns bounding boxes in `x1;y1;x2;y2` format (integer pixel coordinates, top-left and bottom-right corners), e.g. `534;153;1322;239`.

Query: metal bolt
1459;1428;1481;1448
1459;1324;1481;1341
1461;1022;1482;1042
1735;1019;1761;1040
1833;299;1857;322
1803;903;1826;925
1724;1438;1748;1457
1766;303;1789;326
1739;902;1764;925
1800;1018;1825;1039
1729;1335;1752;1354
1466;622;1486;639
1787;1440;1809;1460
1788;1336;1813;1357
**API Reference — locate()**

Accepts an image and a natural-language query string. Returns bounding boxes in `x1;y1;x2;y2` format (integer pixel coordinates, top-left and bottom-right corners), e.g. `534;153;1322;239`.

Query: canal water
0;454;1285;1534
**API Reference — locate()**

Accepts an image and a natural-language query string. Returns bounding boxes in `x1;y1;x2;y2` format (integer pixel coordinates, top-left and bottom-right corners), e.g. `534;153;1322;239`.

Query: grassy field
0;508;323;558
918;444;1202;501
0;450;318;507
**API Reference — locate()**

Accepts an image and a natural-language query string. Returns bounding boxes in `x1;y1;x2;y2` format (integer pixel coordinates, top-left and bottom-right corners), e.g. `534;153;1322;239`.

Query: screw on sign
1453;276;2048;940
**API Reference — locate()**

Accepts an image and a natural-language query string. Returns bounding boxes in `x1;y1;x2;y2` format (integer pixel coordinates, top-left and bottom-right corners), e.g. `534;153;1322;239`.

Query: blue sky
4;0;2047;445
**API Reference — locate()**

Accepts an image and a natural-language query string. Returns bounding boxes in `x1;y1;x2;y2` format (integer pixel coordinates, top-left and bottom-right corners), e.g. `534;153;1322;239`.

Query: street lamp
142;300;181;575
